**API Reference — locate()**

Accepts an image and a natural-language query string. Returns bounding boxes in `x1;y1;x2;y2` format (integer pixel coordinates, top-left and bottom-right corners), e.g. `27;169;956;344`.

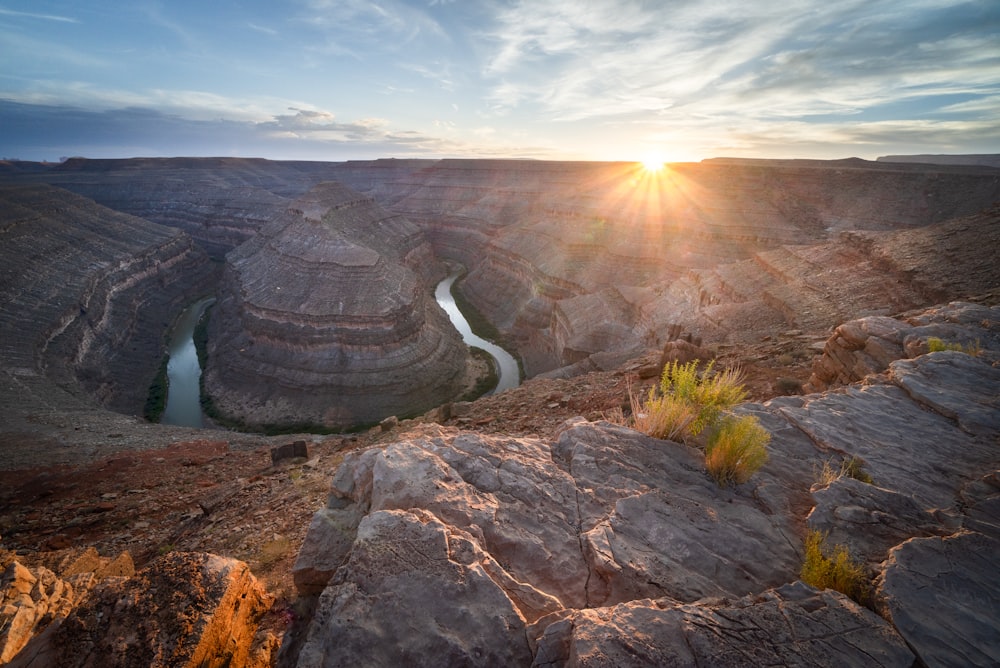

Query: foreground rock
286;310;999;666
3;551;275;668
204;182;470;430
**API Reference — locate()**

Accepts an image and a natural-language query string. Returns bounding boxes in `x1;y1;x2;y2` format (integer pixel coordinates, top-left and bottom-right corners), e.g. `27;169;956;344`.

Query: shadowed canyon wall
0;183;214;423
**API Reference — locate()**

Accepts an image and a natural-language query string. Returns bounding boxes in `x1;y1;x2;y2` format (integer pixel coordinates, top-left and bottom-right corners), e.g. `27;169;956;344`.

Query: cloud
0;7;78;23
247;22;278;36
480;0;1000;133
0;98;557;162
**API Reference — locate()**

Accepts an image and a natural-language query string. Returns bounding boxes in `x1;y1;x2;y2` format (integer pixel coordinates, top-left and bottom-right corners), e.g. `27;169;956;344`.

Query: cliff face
203;182;469;430
0;183;214;418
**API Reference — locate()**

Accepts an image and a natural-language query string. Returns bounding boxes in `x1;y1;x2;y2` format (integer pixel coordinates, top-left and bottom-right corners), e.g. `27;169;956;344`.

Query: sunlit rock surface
287;309;999;667
204;182;469;430
5;552;275;668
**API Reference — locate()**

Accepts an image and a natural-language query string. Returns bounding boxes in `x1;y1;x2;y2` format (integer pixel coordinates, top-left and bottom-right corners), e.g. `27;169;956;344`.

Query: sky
1;0;998;163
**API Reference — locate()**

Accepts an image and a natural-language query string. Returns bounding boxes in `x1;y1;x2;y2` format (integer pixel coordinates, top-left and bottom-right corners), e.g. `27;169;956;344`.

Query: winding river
435;272;521;394
160;274;519;425
160;297;214;427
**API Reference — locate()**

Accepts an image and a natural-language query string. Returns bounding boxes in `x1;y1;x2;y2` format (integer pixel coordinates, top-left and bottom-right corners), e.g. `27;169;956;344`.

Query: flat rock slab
890;351;1000;436
880;531;1000;668
530;582;914;668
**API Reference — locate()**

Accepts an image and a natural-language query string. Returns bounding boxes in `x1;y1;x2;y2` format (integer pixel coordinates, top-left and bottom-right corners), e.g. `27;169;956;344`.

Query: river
435;273;521;394
160;274;519;425
160;297;214;427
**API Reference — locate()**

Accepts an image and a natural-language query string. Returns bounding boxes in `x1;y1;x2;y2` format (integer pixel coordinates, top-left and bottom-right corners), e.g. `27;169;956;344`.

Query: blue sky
1;0;998;162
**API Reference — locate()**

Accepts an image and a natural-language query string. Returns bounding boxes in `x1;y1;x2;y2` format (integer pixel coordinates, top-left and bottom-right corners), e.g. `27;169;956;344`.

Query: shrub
632;358;769;487
631;389;698;441
801;530;872;608
654;360;747;438
927;336;981;356
705;415;770;487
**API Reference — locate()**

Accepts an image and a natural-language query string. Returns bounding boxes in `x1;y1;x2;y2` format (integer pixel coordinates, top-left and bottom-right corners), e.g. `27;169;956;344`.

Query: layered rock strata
386;159;1000;375
5;157;998;379
204;182;469;430
288;307;999;667
0;184;214;420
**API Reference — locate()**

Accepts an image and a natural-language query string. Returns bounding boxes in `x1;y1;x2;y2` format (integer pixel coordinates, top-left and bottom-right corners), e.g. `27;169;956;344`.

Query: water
161;297;214;427
435;273;520;394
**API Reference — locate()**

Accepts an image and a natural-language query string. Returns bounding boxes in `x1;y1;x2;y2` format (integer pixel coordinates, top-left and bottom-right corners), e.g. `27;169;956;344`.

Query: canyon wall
203;182;470;430
380;158;1000;374
0;183;214;420
3;157;998;382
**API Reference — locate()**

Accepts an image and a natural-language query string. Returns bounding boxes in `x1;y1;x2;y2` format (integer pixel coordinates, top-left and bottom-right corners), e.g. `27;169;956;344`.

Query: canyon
0;156;998;666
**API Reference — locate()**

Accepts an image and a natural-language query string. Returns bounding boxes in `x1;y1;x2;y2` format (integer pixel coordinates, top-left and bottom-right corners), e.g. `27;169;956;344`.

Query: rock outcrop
807;301;999;391
204;182;470;430
3;551;275;668
0;184;214;448
286;308;999;666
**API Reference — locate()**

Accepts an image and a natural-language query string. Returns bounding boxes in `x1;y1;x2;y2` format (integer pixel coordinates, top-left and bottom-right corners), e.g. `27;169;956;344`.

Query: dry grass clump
629;359;768;487
801;530;873;608
705;415;770;487
814;456;873;487
927;336;981;356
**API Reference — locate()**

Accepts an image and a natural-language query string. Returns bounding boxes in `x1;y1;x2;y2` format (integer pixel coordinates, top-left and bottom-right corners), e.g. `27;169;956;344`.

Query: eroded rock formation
2;550;275;668
384;159;1000;375
286;307;999;666
0;184;214;465
204;182;470;430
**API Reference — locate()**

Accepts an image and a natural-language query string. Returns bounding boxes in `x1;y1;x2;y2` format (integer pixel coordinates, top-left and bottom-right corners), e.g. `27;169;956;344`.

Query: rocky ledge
285;304;999;667
204;182;471;430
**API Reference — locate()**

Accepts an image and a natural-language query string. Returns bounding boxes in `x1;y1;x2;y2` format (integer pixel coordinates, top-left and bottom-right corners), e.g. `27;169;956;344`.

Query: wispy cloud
0;7;79;23
481;0;1000;133
247;22;278;36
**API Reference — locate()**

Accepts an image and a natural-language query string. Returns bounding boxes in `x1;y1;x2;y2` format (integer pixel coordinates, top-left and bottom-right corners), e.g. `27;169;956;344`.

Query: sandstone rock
807;302;1000;392
8;552;274;668
879;531;1000;667
296;509;534;667
807;477;948;562
890;351;1000;436
529;582;914;667
0;561;79;663
204;182;469;430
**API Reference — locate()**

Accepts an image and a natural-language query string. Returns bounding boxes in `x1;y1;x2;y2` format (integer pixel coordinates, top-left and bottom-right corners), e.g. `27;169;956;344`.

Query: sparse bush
653;360;747;438
631;359;768;487
927;336;981;356
258;537;292;568
814;456;873;487
801;530;872;608
842;457;873;484
705;415;770;487
775;377;803;395
631;388;698;441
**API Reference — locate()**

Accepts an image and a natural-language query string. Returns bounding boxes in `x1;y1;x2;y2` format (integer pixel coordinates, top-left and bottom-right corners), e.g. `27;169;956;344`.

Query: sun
640;152;665;173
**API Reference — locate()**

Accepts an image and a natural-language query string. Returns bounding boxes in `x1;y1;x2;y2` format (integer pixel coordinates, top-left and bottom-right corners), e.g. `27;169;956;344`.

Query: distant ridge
877;154;1000;168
